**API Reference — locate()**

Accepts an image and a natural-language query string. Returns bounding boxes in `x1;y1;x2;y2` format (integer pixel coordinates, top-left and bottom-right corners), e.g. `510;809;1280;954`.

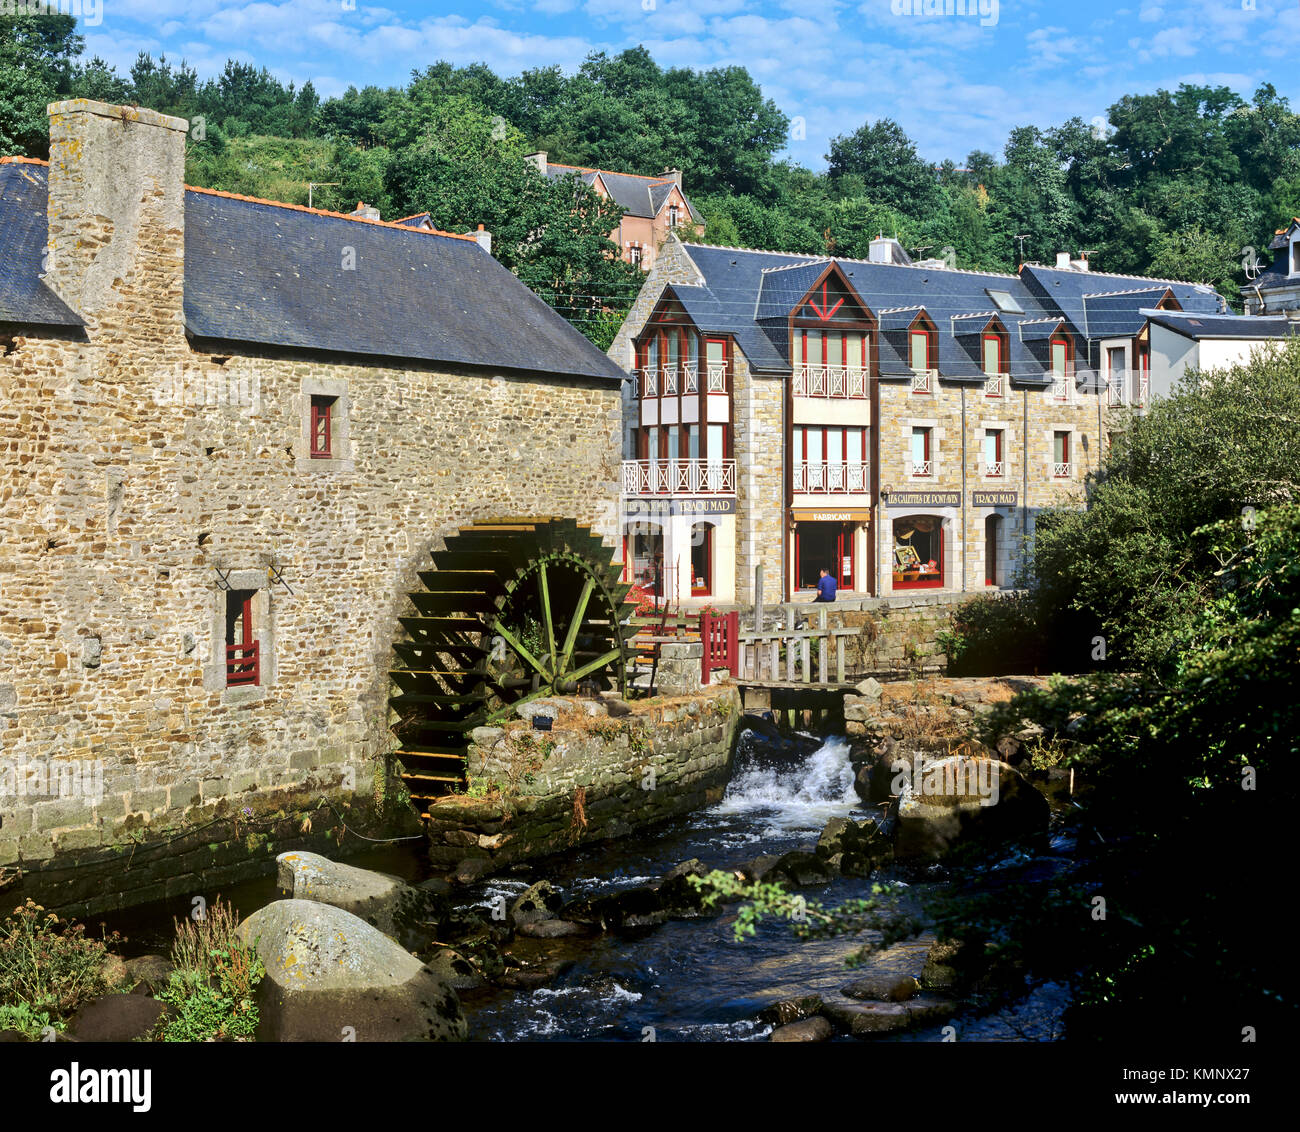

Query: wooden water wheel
388;518;634;816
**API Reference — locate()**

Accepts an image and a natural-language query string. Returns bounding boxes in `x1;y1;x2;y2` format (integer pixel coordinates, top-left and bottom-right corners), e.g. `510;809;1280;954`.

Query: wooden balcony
794;365;867;399
793;461;869;494
622;458;737;496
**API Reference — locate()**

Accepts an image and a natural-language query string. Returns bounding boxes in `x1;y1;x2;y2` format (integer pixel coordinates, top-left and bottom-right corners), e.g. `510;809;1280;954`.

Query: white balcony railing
793;365;867;399
1053;461;1071;478
662;365;679;396
985;460;1004;477
706;363;727;393
1051;374;1070;401
622;458;737;496
1137;376;1150;406
911;368;935;394
683;362;698;393
793;461;869;494
1108;375;1124;407
985;372;1006;398
911;459;933;477
639;367;658;397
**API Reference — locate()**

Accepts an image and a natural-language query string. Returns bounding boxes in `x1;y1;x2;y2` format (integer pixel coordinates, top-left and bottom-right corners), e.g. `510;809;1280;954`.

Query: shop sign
791;508;872;522
972;490;1018;507
885;490;960;508
623;497;736;518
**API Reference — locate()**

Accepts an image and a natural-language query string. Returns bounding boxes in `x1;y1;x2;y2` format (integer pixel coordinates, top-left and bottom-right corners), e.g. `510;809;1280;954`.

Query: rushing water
99;727;1069;1041
458;732;908;1042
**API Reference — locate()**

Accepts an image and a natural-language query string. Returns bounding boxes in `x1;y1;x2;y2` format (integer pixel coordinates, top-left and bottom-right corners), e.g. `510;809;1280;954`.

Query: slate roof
672;243;1097;385
0;161;84;329
545;162;702;222
1146;311;1300;340
0;161;624;382
1081;288;1172;339
1020;263;1222;339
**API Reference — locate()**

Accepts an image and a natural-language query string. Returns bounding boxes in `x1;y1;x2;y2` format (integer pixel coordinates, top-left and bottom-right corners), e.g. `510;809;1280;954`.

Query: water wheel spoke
538;561;558;678
495;621;549;679
566;646;624;685
558;575;596;677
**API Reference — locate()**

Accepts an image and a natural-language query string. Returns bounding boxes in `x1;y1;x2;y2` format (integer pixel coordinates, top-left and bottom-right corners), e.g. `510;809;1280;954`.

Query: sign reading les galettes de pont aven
885;490;961;508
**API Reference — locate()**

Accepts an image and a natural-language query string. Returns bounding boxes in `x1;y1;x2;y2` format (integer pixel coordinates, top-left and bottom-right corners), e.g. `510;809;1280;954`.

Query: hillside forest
6;12;1300;344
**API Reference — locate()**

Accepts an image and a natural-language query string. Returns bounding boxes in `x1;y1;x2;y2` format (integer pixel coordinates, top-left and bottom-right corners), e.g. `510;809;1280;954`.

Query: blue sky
76;0;1300;167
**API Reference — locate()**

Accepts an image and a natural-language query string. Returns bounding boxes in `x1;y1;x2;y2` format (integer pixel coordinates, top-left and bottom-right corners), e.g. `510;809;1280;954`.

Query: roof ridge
183;184;478;241
759;258;831;274
549;160;674;185
393;211;431;222
1026;263;1209;288
0;156;50;166
1082;285;1170;298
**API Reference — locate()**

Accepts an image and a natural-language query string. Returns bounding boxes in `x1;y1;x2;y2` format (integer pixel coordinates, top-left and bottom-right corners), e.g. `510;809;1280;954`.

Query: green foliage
155;898;263;1042
689;870;921;964
0;1001;60;1039
0;12;81;157
0;900;121;1019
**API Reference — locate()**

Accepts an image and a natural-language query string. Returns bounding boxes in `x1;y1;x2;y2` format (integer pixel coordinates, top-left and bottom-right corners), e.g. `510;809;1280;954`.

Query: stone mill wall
424;685;741;878
0;101;623;915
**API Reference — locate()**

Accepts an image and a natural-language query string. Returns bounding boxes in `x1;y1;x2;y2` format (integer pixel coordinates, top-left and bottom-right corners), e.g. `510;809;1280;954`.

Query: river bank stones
275;851;447;950
237;899;466;1042
894;757;1049;859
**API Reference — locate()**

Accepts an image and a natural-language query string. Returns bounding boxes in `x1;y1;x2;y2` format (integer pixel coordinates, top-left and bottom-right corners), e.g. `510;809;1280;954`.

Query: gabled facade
1248;219;1300;313
527;152;701;270
610;235;1234;606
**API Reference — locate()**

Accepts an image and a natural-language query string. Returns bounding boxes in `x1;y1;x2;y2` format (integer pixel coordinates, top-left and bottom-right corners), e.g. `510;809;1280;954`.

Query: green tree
826;118;940;215
0;11;82;158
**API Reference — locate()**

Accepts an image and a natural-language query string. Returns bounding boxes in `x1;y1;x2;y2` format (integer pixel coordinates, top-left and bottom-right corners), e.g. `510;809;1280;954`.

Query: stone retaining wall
423;686;741;879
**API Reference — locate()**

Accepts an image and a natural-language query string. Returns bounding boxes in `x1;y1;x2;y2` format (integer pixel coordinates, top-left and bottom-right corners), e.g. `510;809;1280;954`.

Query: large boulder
276;851;446;950
894;757;1049;860
815;817;892;875
69;994;168;1042
770;1016;833;1042
509;880;564;928
237;899;466;1042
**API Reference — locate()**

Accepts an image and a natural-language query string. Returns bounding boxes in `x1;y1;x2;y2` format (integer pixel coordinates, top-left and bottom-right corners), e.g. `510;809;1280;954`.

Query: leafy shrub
0;1001;60;1039
0;900;122;1018
153;898;263;1042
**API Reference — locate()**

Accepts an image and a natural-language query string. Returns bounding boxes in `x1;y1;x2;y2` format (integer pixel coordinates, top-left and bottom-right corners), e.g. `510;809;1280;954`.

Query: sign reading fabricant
972;490;1018;507
790;508;872;522
885;490;961;508
623;497;736;517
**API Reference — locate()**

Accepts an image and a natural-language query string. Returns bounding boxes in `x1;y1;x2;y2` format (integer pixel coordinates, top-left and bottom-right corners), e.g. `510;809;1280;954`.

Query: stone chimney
350;201;381;221
45;99;189;333
1072;252;1090;271
526;151;548;176
1055;251;1072;269
659;168;683;188
465;223;492;254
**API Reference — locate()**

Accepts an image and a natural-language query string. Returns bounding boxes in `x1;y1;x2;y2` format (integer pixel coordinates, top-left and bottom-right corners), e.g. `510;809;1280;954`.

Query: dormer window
1291;239;1300;276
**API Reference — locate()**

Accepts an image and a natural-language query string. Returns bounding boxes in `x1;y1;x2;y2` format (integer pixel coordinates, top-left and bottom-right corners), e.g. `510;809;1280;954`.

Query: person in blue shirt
813;567;837;602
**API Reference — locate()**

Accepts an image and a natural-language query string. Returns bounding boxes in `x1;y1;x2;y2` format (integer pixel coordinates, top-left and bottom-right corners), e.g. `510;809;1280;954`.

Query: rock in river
276;851;446;949
894;756;1049;859
238;899;466;1042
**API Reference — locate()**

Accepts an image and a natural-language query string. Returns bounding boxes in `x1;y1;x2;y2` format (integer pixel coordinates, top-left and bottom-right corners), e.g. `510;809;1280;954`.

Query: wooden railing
793;365;868;399
226;641;260;687
793;461;869;494
622;458;737;496
700;610;739;683
736;606;858;686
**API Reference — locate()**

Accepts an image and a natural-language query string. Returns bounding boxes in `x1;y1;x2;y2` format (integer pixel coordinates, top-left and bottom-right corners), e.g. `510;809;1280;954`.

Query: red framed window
225;589;259;687
1050;335;1072;376
910;426;932;475
1054;431;1071;476
691;522;712;595
982;332;1005;377
310;395;334;458
909;329;932;372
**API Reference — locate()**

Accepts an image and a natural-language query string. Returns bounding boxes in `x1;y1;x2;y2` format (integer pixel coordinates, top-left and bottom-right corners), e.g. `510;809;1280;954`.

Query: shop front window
893;516;944;589
626;523;666;599
690;522;713;596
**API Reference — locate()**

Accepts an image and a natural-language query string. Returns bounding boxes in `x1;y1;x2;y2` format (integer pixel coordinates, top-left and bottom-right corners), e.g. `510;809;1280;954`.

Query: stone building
0;100;625;911
608;235;1228;605
526;152;701;270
